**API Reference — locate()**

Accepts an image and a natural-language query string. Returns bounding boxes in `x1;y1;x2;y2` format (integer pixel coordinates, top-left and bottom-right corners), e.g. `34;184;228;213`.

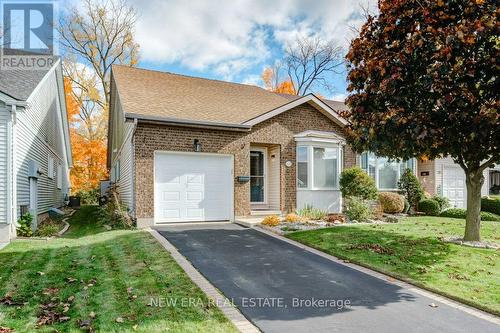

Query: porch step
250;210;282;216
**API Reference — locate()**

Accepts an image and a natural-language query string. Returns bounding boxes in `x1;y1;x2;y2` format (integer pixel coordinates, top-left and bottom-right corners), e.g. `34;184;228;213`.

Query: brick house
107;65;356;227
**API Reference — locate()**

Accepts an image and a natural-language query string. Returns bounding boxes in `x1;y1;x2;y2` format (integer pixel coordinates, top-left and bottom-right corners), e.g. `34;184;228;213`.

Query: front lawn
0;206;237;333
287;216;500;315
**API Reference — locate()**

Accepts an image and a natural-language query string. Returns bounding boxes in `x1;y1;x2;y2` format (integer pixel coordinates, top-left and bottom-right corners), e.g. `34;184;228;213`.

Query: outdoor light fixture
193;139;202;152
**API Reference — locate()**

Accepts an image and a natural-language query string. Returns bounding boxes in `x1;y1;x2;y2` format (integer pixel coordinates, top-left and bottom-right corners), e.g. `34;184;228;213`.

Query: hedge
440;208;500;221
418;198;441;216
481;197;500;215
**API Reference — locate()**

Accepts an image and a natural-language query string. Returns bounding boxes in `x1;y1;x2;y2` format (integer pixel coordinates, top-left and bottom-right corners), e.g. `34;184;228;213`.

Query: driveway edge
253;226;500;325
147;228;261;333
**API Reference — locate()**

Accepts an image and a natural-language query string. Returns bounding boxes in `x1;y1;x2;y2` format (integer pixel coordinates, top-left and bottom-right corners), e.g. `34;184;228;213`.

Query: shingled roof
111;65;347;125
0;49;58;100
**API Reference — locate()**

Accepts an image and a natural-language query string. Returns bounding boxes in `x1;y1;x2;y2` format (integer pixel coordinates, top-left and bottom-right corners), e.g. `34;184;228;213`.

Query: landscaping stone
442;236;500;250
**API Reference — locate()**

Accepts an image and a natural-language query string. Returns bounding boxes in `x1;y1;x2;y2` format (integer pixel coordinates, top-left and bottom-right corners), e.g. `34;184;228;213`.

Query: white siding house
108;80;135;213
0;58;72;244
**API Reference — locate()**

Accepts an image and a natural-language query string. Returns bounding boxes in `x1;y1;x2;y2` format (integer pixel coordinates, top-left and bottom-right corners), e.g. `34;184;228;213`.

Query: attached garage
154;152;234;223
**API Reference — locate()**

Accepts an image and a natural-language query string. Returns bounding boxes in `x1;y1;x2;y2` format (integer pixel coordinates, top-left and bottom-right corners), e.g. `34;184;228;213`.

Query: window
296;145;341;190
313;147;338;188
360;152;416;190
297;146;308;188
47;155;54;179
57;164;62;189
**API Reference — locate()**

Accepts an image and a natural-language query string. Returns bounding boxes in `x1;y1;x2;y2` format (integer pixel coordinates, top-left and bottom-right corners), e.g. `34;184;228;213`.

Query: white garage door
154;152;233;223
443;166;466;208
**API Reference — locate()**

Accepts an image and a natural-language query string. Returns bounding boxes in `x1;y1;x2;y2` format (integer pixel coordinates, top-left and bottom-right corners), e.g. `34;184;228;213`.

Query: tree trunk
463;168;484;242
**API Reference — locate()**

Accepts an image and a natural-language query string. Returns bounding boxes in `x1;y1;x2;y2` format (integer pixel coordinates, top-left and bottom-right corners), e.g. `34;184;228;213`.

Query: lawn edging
252;226;500;324
147;228;260;333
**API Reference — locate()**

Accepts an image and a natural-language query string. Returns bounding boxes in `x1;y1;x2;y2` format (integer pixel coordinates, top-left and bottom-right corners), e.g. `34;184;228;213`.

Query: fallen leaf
133;324;138;330
66;277;77;283
59;316;71;322
37;271;45;276
116;317;124;323
89;311;96;318
429;303;438;308
67;296;75;302
0;326;14;333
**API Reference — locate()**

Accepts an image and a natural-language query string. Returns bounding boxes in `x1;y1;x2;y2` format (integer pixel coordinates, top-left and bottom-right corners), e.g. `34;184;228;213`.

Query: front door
250;148;266;203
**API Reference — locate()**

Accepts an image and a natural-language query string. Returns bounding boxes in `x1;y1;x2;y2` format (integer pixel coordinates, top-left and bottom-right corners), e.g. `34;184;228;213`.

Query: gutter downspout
6;103;19;237
131;118;138;219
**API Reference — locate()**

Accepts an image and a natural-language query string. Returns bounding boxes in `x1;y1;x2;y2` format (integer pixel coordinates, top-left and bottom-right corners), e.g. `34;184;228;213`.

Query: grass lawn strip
287;216;500;316
0;206;237;333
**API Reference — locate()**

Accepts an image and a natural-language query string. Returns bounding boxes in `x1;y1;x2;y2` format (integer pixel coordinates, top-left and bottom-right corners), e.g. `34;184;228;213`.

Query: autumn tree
346;0;499;241
64;77;108;191
261;63;295;94
59;0;139;105
285;36;344;95
59;0;139;191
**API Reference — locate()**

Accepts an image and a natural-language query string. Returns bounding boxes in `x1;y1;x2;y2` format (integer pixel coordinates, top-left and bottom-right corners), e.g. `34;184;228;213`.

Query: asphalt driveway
158;223;499;333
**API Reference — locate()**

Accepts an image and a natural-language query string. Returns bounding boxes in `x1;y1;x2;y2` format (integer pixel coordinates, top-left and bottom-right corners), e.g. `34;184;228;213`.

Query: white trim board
243;94;348;127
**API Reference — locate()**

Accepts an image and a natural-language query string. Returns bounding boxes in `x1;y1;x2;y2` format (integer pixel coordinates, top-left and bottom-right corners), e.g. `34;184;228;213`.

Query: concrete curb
253;226;500;325
147;228;260;333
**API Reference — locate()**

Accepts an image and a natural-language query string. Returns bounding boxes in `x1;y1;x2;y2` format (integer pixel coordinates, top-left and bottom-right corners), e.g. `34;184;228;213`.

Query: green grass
0;206;237;333
287;216;500;315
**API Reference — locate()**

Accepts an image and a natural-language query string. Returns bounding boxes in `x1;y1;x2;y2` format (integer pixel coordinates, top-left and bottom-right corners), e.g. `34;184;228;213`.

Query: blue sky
128;0;377;100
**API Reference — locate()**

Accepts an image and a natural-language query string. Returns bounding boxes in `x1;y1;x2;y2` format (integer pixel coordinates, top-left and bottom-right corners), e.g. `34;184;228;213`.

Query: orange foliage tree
261;66;295;95
64;77;108;192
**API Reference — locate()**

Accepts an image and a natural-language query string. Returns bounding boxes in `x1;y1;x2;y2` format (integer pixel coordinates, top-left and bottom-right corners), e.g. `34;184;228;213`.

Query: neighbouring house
359;154;498;209
107;65;356;226
0;56;72;244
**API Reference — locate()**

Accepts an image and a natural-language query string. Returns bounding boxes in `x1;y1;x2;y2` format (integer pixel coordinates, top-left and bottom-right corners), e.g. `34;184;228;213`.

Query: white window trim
361;152;416;191
297;142;343;191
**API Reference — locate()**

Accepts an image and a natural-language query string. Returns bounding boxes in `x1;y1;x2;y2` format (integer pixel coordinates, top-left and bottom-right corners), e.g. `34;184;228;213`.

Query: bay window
361;152;415;190
296;144;341;190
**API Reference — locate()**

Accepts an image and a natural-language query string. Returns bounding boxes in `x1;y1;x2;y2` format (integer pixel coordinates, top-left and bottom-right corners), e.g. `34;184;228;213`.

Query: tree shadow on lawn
288;226;453;282
0;231;234;333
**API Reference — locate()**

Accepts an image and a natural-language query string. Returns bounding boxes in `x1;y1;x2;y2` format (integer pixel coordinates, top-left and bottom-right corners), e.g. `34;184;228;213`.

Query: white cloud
329;93;347;102
128;0;376;76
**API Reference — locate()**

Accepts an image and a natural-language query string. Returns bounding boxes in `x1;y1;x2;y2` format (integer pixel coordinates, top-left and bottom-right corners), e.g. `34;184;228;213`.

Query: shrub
75;188;100;205
345;197;372;222
397;168;424;209
296;204;327;220
261;215;281;226
285;213;301;223
378;192;405;213
431;195;450;212
418;199;441;216
481;196;500;215
440;208;500;221
339;167;378;200
16;213;33;237
97;196;133;229
34;220;60;237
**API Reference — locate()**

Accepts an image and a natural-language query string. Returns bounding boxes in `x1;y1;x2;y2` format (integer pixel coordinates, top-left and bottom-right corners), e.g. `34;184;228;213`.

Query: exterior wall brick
134;104;356;219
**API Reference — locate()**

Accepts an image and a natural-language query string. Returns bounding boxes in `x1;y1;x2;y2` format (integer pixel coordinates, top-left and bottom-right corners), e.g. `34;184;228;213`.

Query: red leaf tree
345;0;499;241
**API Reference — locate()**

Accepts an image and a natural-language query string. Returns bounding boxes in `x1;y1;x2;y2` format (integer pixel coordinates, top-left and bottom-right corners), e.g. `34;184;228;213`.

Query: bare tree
59;0;139;106
284;36;344;96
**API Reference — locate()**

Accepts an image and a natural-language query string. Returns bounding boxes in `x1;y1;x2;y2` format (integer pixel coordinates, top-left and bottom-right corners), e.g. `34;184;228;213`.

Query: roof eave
124;113;252;132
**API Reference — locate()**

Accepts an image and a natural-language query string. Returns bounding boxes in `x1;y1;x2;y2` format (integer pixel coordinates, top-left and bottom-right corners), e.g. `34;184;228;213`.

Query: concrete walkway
157;223;499;333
